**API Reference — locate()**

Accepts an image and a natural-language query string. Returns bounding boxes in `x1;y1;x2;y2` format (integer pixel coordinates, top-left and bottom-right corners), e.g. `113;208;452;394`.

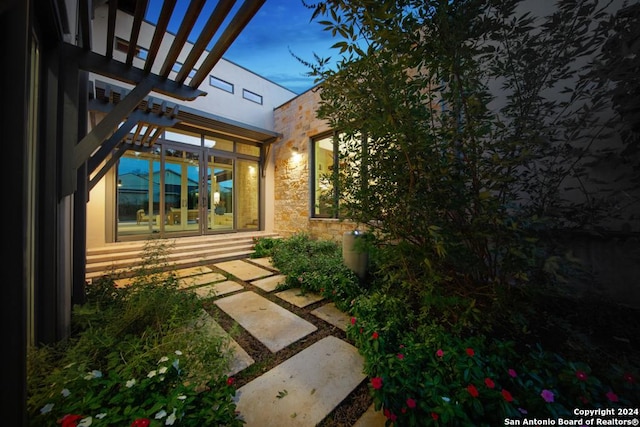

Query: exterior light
117;179;122;187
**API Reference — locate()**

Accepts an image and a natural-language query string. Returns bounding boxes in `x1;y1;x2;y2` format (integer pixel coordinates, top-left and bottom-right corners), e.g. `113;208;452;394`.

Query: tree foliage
303;0;639;291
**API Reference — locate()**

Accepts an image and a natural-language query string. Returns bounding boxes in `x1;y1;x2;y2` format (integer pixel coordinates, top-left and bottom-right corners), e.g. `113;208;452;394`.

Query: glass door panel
117;151;161;238
165;148;200;234
236;159;259;230
208;154;233;231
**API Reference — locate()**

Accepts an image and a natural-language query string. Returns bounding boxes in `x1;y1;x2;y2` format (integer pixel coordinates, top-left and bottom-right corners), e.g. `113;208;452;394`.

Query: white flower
166;409;177;425
126;379;136;388
147;370;157;378
40;403;54;414
174;350;183;356
61;388;71;397
95;413;107;419
158;356;169;363
78;416;93;426
84;370;102;380
177;395;187;400
159;376;165;381
158;366;168;374
155;410;167;419
441;396;451;403
172;359;180;371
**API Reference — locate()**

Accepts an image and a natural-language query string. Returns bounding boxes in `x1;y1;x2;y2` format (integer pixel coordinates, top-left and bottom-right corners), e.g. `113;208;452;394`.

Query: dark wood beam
159;0;207;78
126;0;149;66
175;0;236;84
88;143;129;192
190;0;266;88
78;0;92;50
87;116;137;175
105;0;118;58
74;78;154;169
144;0;178;73
64;43;206;100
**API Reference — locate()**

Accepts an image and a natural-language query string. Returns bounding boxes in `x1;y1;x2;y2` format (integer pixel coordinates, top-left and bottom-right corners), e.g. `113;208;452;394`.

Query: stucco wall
272;87;358;242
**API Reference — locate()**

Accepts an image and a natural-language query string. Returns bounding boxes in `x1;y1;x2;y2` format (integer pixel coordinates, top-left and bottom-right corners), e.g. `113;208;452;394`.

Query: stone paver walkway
172;258;385;426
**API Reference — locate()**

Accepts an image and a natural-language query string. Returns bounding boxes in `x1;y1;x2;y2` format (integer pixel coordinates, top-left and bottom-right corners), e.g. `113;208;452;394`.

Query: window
209;76;234;93
242;89;263;104
312;133;338;217
115;37;148;60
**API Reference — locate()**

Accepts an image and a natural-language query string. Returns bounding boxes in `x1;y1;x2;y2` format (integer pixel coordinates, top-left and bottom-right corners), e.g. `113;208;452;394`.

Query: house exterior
3;0;637;424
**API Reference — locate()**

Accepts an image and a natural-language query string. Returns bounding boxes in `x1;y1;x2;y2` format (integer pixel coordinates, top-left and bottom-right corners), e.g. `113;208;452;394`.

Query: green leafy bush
27;240;243;426
347;311;639;426
257;233;364;311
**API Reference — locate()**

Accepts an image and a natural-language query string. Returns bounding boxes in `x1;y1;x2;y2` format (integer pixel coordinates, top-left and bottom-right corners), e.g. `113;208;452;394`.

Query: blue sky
146;0;337;94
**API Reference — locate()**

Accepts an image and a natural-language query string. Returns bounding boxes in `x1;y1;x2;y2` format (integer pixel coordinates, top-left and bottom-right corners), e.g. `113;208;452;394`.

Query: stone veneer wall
272;86;358;242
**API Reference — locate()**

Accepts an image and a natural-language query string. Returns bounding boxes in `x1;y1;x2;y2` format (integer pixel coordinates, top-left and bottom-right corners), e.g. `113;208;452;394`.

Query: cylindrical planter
342;230;368;280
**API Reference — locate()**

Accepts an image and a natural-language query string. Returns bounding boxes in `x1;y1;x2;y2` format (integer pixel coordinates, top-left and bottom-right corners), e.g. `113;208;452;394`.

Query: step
85;232;280;280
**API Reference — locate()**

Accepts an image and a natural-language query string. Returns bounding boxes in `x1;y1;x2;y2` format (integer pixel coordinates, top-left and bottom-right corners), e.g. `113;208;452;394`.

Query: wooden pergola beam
159;0;207;78
126;0;149;66
144;0;178;74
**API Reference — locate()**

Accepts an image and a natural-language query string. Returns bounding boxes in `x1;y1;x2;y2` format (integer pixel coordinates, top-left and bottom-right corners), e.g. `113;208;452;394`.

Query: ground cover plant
27;240;243;427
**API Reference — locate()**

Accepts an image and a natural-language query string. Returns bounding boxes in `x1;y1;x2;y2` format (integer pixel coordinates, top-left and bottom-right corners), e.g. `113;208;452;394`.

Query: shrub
27;240;243;426
259;233;364;311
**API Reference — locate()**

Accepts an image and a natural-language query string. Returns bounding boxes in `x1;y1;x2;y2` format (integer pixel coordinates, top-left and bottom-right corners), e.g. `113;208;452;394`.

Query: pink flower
501;389;514;402
465;348;475;357
371;331;379;340
606;391;619;402
540;389;555;403
508;368;517;378
350;317;356;325
371;377;383;390
467;384;479;398
383;408;397;421
226;377;235;386
406;397;416;408
436;349;444;358
518;408;528;415
484;378;495;389
397;353;404;360
623;372;635;384
575;370;588;381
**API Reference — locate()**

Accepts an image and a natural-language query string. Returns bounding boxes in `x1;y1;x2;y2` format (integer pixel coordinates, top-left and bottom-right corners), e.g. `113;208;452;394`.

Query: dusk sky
147;0;338;94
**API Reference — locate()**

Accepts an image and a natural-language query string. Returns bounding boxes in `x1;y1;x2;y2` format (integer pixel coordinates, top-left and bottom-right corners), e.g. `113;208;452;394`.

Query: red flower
575;370;588;381
436;349;444;358
371;377;383;390
465;348;475;357
58;414;83;427
359;327;363;334
484;378;495;389
623;372;635;384
383;408;397;421
371;331;379;339
606;391;619;402
508;368;517;378
397;353;404;360
579;395;589;404
226;377;235;386
401;407;407;414
350;317;356;325
501;389;514;402
431;412;439;420
466;384;479;398
406;397;416;408
131;419;151;427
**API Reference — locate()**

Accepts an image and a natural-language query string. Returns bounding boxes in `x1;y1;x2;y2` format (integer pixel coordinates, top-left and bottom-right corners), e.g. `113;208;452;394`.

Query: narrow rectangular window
209;76;234;93
312;133;338;218
242;89;263;104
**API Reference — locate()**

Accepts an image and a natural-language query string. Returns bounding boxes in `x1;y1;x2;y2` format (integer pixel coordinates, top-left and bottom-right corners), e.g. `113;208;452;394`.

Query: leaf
276;389;288;399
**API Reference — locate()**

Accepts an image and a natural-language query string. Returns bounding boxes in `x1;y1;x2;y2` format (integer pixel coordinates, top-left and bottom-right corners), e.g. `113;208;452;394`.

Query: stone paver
196;312;254;377
251;274;287;292
214;291;317;352
234;336;366;427
191;281;244;299
248;257;278;270
178;272;226;289
214;260;273;281
310;303;351;332
173;266;213;278
352;404;387;427
275;288;325;308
